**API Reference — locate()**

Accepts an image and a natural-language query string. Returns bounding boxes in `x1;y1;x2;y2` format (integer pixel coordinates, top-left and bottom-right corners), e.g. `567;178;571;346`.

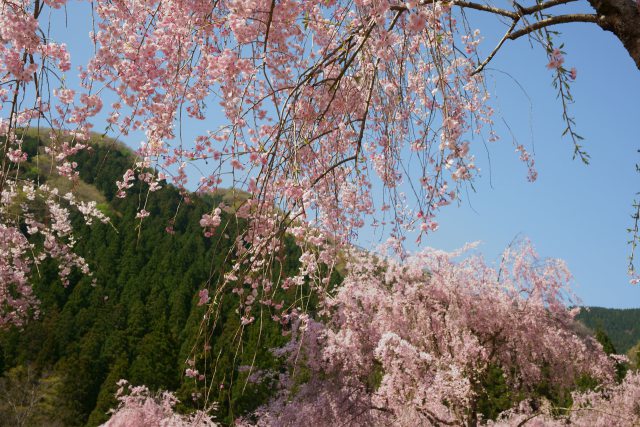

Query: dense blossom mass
237;243;625;426
1;0;537;325
102;380;218;426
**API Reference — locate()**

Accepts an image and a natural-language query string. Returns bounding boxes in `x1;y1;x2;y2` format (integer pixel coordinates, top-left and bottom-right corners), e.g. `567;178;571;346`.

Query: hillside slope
0;133;318;426
577;307;640;354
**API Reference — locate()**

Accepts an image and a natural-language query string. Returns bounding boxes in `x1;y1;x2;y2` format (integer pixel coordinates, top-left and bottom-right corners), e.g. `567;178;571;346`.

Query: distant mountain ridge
576;307;640;354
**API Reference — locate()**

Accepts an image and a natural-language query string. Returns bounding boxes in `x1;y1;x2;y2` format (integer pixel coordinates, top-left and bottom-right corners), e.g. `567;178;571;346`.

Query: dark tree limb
507;14;599;41
589;0;640;69
473;18;519;75
519;0;579;15
263;0;276;53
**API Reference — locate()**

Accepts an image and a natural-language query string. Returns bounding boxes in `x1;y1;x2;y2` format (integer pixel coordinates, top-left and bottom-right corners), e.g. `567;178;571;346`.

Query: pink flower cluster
242;243;618;426
0;224;38;327
547;48;565;69
102;380;217;427
0;179;108;327
199;208;222;237
491;371;640;426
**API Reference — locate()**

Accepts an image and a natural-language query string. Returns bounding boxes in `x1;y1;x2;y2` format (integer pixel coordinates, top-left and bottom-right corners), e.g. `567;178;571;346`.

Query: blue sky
403;7;640;308
49;2;639;308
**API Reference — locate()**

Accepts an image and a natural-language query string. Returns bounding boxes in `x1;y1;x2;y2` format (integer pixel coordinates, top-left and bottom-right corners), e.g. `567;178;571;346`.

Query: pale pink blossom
197;289;210;306
547;48;565;69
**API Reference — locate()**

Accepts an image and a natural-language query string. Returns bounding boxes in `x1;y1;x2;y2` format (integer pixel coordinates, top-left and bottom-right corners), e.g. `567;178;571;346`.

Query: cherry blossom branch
390;1;518;19
308;73;376;188
518;0;580;15
450;0;519;18
552;406;638;423
472;12;598;72
263;0;276;52
516;413;541;426
629;161;640;282
418;407;458;425
472;18;519;75
398;0;599;78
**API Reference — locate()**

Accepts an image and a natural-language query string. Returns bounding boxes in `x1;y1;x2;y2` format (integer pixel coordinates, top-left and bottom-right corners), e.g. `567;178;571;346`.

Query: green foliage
577;307;640;353
366;360;384;393
627;341;640;370
476;365;513;422
0;366;66;427
0;135;315;426
596;328;617;355
595;328;628;382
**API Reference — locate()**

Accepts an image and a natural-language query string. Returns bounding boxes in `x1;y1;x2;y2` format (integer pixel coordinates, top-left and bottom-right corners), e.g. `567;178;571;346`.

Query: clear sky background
405;5;640;309
49;2;639;308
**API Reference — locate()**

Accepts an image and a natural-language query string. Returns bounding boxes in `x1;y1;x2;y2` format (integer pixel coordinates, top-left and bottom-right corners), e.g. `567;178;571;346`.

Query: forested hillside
0;134;321;426
577;307;640;354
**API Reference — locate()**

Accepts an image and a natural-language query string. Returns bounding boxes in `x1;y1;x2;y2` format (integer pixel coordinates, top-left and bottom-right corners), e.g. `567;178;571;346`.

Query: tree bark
589;0;640;69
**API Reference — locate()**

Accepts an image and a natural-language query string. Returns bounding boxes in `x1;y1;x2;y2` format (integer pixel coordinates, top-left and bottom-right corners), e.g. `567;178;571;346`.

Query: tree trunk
589;0;640;69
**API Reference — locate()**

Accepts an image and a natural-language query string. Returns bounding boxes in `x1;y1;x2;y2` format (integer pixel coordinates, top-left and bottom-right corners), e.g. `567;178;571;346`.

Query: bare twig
473;18;519;75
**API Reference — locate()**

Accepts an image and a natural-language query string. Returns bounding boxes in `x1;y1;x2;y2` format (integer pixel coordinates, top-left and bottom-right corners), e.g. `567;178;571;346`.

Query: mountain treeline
577;307;640;354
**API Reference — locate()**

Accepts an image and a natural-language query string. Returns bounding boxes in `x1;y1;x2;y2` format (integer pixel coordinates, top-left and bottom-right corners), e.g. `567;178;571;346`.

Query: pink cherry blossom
102;380;217;426
241;242;617;426
547;48;565;69
197;289;210;306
